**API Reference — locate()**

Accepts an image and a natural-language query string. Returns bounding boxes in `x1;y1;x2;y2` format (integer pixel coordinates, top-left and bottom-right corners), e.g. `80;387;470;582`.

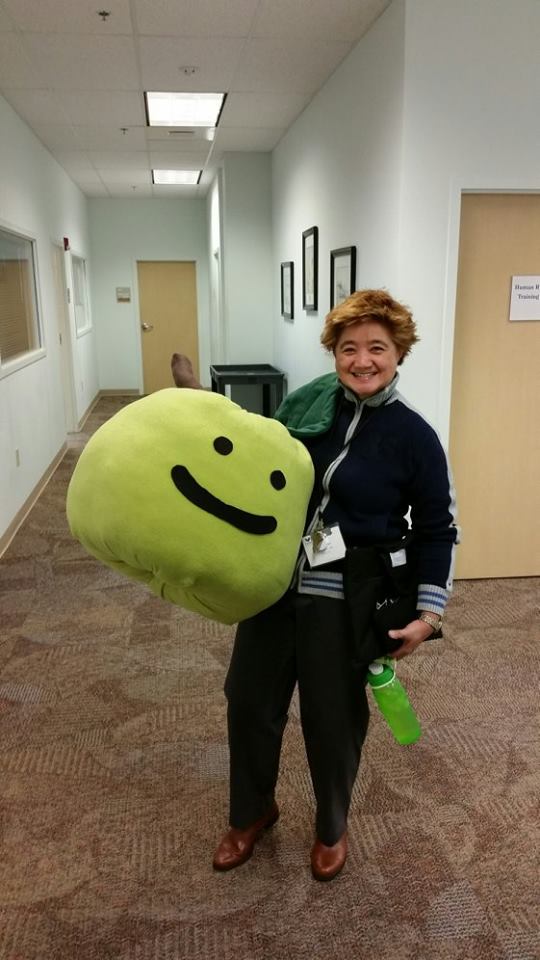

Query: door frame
133;258;203;394
445;189;540;578
440;178;540;449
51;240;77;432
211;246;225;363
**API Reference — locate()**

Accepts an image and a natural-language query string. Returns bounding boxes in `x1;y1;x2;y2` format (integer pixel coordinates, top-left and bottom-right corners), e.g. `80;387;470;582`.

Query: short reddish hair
321;288;419;364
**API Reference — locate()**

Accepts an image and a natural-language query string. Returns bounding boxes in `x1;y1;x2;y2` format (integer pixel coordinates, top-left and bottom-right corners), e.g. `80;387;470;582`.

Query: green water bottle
366;660;422;745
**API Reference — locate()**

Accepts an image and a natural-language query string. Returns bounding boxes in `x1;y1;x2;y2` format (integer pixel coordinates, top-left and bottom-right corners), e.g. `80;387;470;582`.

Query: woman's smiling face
334;320;403;398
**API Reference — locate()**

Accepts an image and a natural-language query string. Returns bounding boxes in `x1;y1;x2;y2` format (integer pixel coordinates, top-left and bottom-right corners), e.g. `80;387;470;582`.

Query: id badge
302;523;346;567
389;547;407;567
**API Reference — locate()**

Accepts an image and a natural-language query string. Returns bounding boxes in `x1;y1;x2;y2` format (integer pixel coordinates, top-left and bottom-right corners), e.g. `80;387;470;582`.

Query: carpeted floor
0;396;538;960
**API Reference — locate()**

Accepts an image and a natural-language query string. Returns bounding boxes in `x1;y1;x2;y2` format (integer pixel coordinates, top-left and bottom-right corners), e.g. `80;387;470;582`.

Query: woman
175;289;458;881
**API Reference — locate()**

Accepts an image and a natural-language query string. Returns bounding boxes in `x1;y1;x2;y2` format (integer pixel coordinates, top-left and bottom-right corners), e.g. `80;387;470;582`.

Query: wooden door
137;261;199;393
449;193;540;578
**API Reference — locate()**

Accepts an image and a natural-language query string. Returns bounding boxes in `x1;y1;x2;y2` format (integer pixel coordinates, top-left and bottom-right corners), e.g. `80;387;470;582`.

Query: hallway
0;397;538;960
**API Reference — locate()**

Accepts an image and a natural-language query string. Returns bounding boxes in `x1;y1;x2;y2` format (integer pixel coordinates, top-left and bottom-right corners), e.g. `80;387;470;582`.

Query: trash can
209;364;286;417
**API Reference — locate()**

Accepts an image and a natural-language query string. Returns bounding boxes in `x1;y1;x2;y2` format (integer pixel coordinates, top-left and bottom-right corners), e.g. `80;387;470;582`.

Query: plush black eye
214;436;233;455
270;470;286;490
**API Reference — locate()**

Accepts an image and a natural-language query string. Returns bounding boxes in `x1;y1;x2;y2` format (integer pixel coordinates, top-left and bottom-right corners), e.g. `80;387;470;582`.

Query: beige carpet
0;396;538;960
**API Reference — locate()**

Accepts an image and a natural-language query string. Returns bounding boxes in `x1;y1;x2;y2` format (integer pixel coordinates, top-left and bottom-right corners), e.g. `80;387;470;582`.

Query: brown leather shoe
212;802;279;871
311;832;348;881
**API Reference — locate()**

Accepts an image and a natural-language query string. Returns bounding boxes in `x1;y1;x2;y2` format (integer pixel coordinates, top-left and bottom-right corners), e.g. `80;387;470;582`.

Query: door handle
141;322;154;331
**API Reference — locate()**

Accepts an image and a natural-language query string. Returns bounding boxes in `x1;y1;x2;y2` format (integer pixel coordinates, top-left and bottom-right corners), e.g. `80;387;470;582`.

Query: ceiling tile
103;184;153;197
252;0;390;43
97;169;151;184
0;34;46;88
149;151;209;168
146;136;213;155
232;37;352;93
32;125;80;150
144;126;213;143
75;183;111;197
71;126;148;150
59;168;103;184
220;92;311;128
58;91;146;127
21;35;139;91
134;0;258;37
86;151;150;170
53;151;96;173
138;37;243;91
0;0;389;198
212;127;283;151
2;0;134;34
3;89;71;126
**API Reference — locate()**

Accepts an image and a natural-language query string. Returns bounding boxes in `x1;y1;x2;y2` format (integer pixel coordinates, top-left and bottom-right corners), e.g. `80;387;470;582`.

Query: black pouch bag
343;536;438;669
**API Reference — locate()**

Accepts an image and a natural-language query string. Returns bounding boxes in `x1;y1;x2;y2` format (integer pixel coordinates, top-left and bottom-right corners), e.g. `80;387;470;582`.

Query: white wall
88;199;210;388
398;0;540;439
272;0;540;442
0;94;94;542
272;0;406;394
221;153;273;362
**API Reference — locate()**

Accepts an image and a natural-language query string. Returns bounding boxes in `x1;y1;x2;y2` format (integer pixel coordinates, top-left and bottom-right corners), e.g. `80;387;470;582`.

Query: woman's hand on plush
387;619;434;659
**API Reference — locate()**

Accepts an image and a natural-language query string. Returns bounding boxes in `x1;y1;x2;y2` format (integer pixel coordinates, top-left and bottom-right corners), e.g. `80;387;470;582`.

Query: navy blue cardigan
275;373;459;615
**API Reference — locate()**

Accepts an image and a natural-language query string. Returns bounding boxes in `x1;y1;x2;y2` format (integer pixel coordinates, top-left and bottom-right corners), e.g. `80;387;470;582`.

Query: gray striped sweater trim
297;570;450;613
297;569;345;600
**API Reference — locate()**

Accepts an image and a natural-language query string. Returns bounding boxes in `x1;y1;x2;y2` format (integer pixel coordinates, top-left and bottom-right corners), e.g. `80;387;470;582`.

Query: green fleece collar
274;373;340;438
274;372;399;438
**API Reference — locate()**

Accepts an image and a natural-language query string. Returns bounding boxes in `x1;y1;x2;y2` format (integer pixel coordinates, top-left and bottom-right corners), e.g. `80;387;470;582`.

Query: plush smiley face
66;388;314;624
170;438;284;535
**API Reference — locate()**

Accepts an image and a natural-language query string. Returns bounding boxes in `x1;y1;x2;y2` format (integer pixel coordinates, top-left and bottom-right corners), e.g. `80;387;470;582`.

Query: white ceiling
0;0;391;198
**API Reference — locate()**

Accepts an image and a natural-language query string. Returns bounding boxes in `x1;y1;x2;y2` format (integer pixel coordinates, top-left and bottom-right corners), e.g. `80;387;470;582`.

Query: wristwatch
419;612;443;633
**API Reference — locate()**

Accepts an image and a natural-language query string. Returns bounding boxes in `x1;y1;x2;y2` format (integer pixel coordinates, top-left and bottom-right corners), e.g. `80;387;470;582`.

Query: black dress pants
224;591;370;846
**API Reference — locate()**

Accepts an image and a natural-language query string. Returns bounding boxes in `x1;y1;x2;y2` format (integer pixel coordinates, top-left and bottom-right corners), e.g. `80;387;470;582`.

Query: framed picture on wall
302;226;318;311
330;246;357;309
280;261;294;320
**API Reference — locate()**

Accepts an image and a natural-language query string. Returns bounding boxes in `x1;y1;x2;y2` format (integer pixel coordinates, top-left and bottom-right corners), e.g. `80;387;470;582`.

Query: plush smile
171;465;277;535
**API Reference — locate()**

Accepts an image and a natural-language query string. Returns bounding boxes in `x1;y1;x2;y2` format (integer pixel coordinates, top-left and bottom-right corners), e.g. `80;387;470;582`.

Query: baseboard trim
0;442;68;559
99;389;140;396
2;392;141;558
76;393;99;432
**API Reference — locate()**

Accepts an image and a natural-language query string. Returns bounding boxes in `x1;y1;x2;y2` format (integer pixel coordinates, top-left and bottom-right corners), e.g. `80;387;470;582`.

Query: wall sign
509;276;540;322
116;286;131;303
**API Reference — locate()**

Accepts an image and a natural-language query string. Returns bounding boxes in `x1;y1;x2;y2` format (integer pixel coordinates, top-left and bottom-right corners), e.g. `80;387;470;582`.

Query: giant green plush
66;388;314;624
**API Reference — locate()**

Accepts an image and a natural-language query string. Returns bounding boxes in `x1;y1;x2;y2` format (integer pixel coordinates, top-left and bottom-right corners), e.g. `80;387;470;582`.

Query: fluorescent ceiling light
145;92;226;127
152;170;201;185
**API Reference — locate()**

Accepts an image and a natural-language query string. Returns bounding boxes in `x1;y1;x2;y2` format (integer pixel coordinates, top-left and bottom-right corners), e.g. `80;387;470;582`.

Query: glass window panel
0;226;41;364
72;255;90;335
